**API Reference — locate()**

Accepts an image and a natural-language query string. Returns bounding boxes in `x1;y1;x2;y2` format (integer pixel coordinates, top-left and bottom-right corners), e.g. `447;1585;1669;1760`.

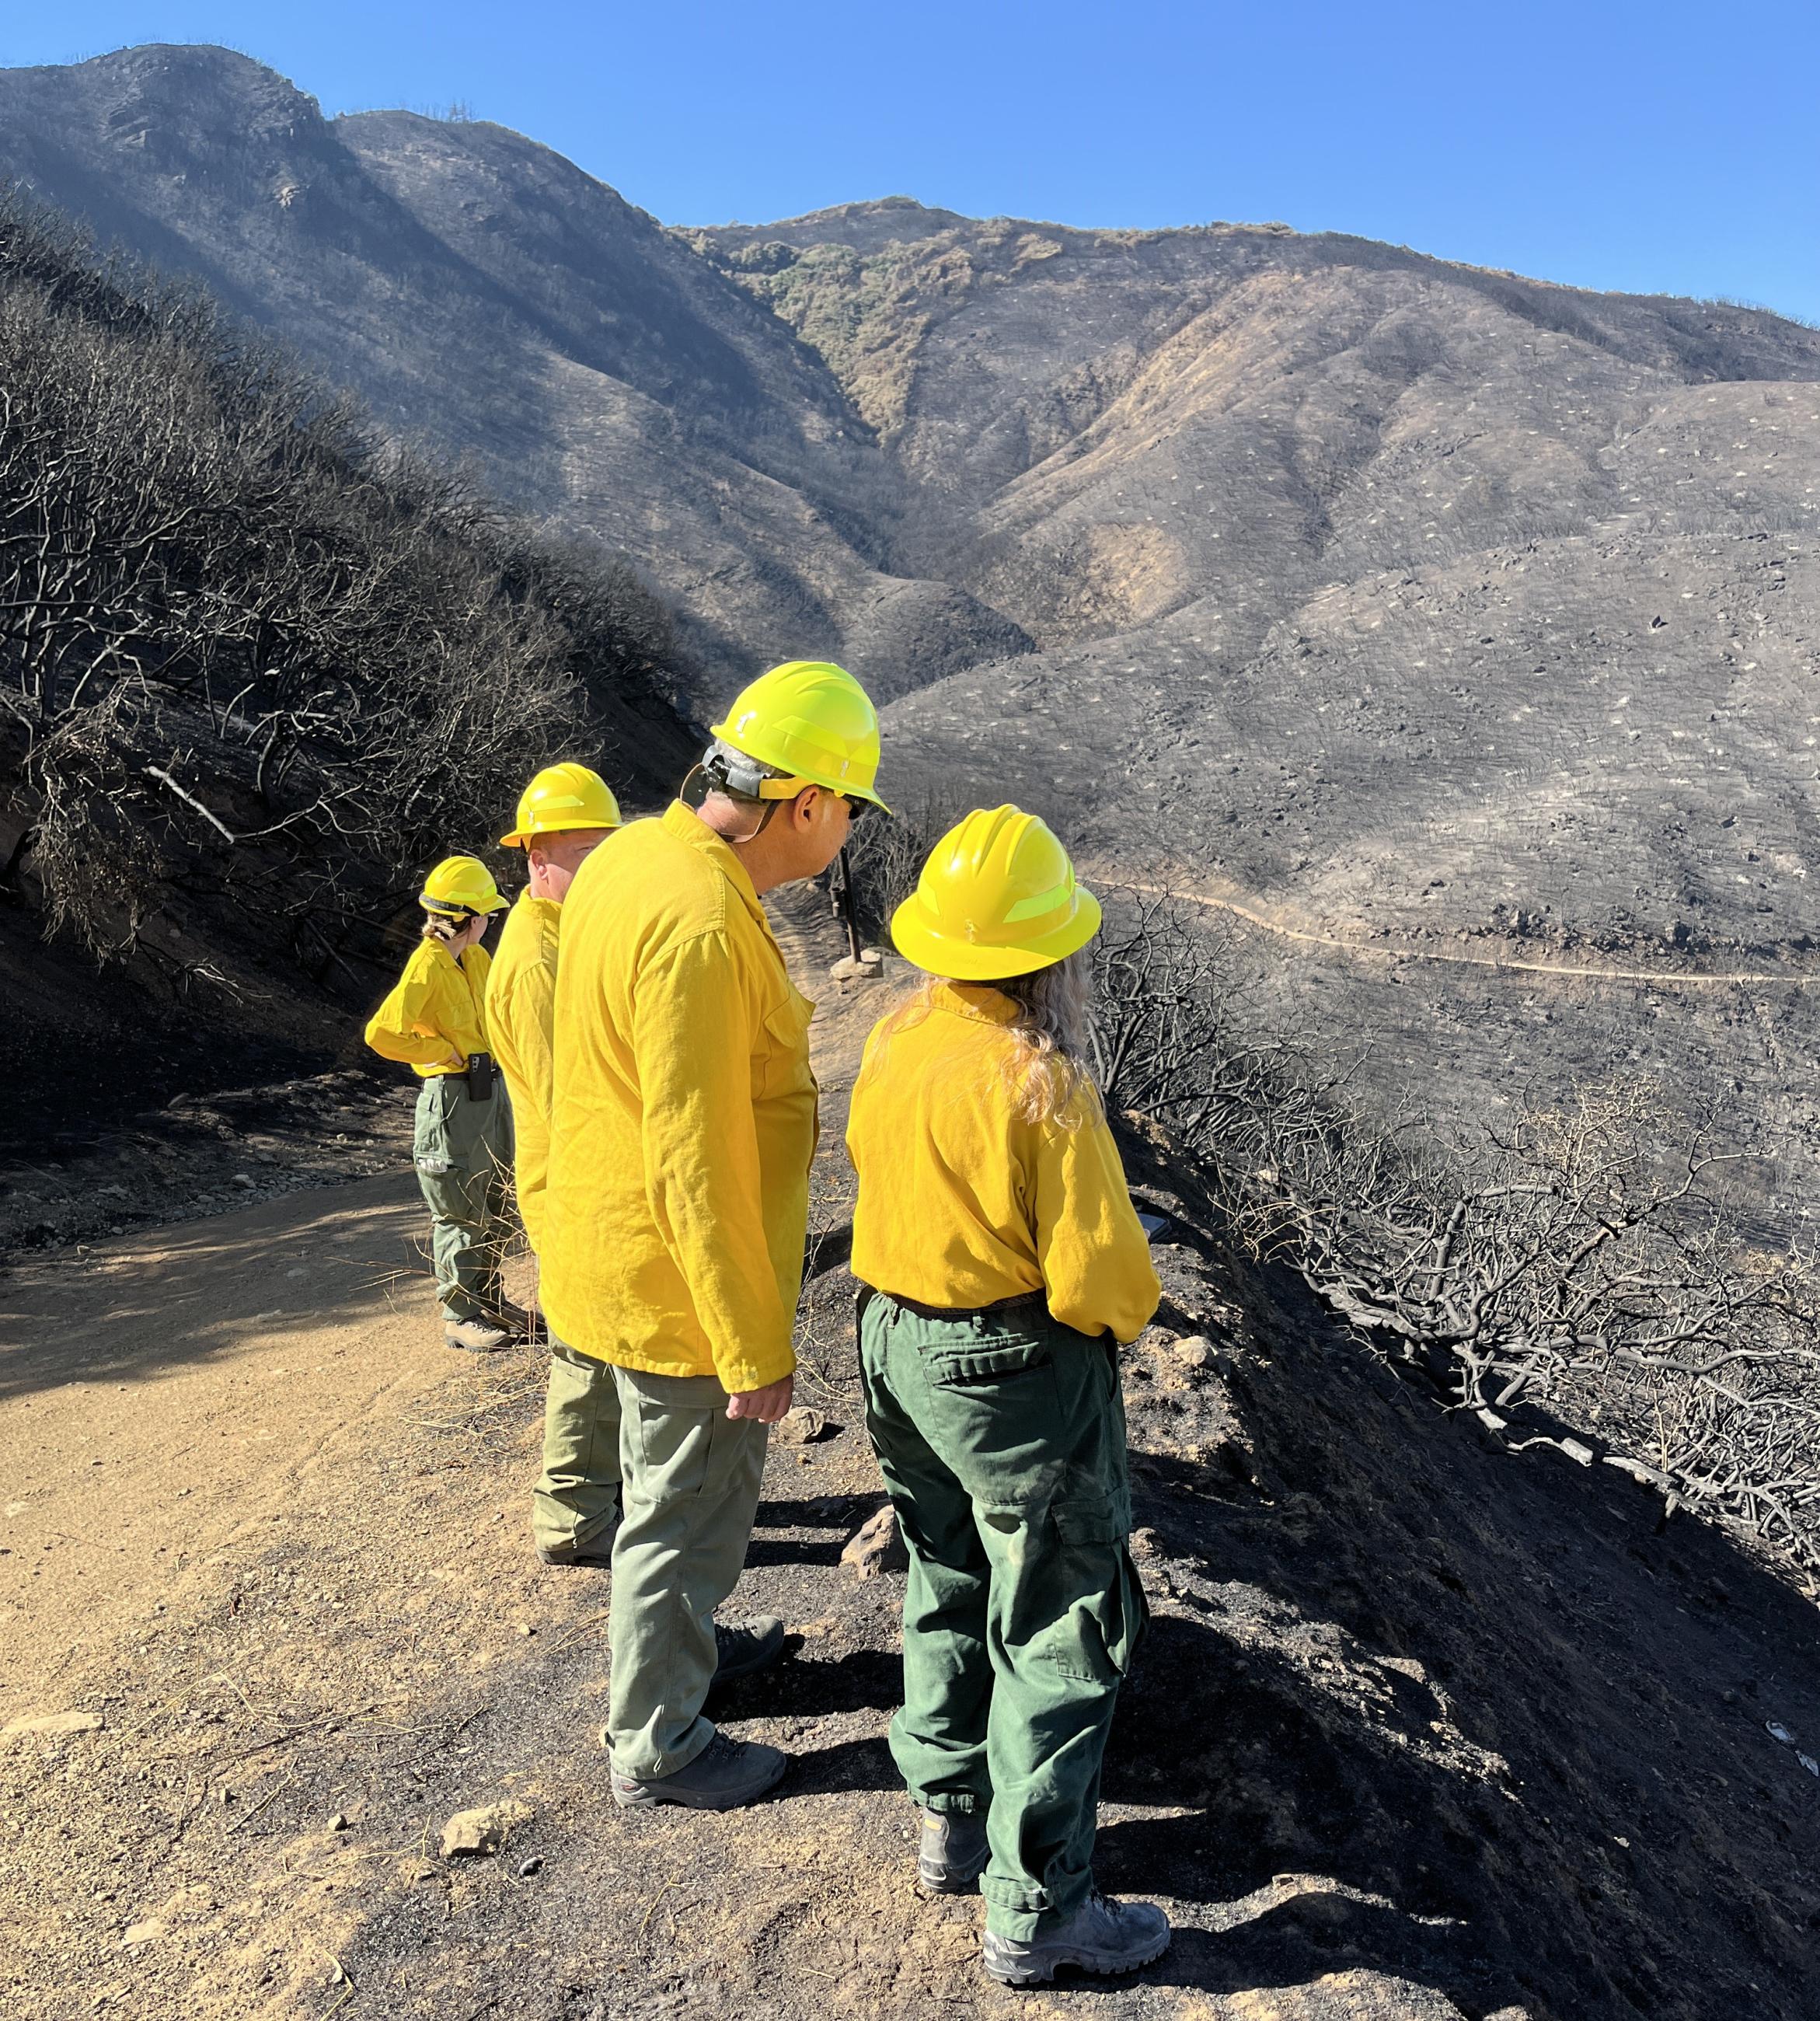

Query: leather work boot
444;1317;511;1353
710;1615;786;1683
918;1807;989;1894
486;1297;535;1337
981;1889;1171;1987
611;1731;787;1811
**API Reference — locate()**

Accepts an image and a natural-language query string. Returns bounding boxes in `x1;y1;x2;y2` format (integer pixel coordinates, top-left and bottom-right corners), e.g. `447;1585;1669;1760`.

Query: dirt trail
1118;876;1818;990
0;1175;444;1705
2;884;1815;2021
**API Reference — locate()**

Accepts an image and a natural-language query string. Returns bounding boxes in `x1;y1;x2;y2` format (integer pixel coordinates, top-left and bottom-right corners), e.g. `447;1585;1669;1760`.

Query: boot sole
983;1929;1171;1987
611;1752;787;1812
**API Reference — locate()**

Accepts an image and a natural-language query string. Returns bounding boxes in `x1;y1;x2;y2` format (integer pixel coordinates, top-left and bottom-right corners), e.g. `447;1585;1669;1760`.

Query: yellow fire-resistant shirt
846;983;1161;1345
539;802;818;1392
363;939;493;1077
486;891;562;1253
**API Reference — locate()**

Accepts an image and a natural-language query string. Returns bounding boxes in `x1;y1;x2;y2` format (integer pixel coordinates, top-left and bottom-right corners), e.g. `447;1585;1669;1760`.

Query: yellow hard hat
890;806;1101;980
499;762;622;846
710;659;890;811
419;854;509;917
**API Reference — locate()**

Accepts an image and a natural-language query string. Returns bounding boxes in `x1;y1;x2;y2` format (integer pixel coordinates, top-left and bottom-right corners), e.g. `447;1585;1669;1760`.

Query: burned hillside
0;192;692;1155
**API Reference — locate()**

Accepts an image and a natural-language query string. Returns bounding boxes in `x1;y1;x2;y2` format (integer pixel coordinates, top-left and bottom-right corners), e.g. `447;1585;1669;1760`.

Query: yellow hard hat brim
748;773;894;816
497;818;621;847
421;892;510;915
887;885;1102;981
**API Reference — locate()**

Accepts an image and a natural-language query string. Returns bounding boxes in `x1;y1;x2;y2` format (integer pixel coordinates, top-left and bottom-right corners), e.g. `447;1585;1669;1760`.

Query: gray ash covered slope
0;45;1026;697
5;43;1814;962
692;202;1820;959
6;44;1820;1206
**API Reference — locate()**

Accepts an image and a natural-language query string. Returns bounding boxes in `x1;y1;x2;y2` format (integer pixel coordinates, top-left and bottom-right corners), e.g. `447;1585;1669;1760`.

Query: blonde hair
420;907;469;944
871;950;1099;1129
987;951;1097;1127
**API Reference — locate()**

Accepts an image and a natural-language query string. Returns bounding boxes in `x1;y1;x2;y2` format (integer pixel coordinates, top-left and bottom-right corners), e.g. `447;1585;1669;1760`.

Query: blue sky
7;2;1817;323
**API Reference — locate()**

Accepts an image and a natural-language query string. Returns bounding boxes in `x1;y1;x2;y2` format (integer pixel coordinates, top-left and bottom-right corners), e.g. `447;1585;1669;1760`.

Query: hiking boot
918;1807;988;1894
444;1317;511;1353
981;1889;1171;1987
610;1731;787;1811
486;1297;535;1336
711;1615;786;1683
537;1534;616;1569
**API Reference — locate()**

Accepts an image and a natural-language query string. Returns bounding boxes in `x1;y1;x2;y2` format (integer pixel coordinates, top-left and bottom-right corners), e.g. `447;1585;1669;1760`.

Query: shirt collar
662;800;766;927
927;980;1020;1025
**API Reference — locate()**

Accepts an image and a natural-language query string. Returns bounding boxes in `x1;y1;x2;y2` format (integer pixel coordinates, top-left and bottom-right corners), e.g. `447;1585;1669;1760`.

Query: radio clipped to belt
465;1052;496;1101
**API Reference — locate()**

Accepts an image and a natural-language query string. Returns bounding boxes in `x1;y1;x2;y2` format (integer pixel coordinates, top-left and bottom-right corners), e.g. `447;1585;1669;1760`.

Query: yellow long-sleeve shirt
539;802;818;1392
363;939;492;1077
486;891;562;1252
846;983;1161;1345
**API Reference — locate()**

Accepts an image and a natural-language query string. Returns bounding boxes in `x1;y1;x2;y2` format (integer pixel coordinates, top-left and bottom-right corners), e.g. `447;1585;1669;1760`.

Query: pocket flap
928;1338;1052;1387
1052;1489;1131;1545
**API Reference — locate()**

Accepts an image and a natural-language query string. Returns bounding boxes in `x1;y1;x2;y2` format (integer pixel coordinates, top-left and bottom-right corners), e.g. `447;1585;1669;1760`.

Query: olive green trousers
412;1072;513;1324
532;1339;623;1559
857;1290;1145;1940
603;1363;770;1779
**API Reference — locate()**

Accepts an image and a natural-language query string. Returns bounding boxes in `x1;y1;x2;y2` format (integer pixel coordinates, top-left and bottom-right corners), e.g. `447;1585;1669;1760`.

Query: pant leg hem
610;1721;714;1784
906;1789;985;1815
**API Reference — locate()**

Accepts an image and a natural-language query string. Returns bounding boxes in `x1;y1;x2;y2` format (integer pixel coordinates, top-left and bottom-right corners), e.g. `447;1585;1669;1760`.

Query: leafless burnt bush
1091;888;1820;1577
0;188;679;982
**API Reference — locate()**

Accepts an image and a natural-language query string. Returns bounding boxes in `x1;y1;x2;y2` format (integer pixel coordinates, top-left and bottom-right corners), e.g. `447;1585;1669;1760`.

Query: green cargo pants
532;1338;623;1559
412;1072;513;1324
603;1363;770;1779
857;1289;1146;1941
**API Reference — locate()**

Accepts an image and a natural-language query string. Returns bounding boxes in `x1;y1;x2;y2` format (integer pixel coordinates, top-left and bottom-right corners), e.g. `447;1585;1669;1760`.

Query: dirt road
0;1175;444;1705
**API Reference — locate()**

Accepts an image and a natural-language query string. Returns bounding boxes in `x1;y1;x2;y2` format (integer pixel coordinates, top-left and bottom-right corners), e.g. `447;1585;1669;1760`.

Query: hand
726;1374;793;1423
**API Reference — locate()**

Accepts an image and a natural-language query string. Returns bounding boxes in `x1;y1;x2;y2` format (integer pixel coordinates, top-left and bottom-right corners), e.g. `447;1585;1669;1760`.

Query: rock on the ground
3;1709;103;1737
439;1799;533;1859
777;1406;828;1445
841;1503;908;1579
1173;1335;1215;1368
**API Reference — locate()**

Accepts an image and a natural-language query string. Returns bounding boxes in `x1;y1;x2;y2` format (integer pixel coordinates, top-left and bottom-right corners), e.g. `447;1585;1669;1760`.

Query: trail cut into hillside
1122;878;1820;990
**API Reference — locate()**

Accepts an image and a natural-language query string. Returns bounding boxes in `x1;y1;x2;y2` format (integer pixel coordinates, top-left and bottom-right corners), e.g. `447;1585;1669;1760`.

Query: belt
873;1286;1047;1324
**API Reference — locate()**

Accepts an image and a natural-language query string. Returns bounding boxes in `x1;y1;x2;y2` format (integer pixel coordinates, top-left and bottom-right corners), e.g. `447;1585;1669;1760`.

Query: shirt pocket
755;983;817;1102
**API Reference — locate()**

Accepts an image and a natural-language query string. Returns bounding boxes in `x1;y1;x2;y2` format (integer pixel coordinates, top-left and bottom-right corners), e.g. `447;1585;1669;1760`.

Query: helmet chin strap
692;750;789;843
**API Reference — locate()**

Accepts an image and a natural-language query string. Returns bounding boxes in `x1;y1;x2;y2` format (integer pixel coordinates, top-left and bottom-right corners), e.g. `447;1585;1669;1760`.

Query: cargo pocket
1044;1496;1146;1683
631;1387;728;1502
413;1077;455;1176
